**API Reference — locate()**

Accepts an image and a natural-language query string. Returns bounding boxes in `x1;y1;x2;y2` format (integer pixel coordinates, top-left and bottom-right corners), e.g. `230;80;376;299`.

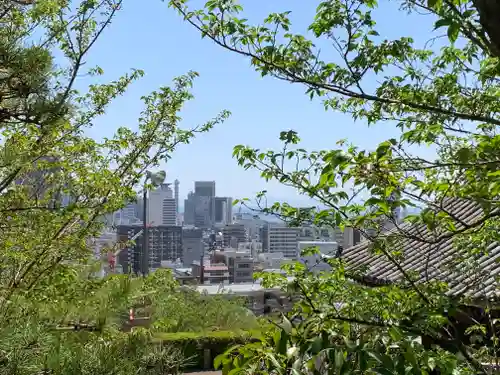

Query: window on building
211;270;225;276
236;272;251;277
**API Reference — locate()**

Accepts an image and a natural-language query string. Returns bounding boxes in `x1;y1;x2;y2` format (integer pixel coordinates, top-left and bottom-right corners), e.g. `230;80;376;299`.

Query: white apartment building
148;183;177;226
298;226;336;242
257;252;290;269
162;198;176;225
238;240;263;258
299;225;362;250
262;224;301;259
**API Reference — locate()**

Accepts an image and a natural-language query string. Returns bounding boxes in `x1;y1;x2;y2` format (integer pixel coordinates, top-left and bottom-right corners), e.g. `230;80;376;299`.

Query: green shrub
154;330;260;370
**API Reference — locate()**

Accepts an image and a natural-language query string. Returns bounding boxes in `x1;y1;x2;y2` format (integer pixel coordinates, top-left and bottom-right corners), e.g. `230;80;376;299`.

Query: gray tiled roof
340;199;500;299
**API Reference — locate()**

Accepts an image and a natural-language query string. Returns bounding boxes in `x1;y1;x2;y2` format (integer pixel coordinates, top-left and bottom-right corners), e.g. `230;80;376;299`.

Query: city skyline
81;1;437;203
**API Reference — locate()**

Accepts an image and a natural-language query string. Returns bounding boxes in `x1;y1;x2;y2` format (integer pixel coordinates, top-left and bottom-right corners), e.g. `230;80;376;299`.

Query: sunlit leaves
173;0;500;372
0;1;230;373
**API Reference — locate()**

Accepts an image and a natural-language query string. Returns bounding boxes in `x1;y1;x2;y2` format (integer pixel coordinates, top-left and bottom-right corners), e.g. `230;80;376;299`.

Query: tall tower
174;179;180;222
194;181;216;197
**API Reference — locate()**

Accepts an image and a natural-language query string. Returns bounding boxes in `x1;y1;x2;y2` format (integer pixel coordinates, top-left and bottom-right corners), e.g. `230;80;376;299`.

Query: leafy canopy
0;0;231;373
169;0;500;373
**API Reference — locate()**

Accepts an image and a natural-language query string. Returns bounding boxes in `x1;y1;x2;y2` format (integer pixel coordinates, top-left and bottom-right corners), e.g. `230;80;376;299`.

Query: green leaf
388;326;403;341
280;315;293;334
434;18;451;29
456;147;472;163
447;23;459;43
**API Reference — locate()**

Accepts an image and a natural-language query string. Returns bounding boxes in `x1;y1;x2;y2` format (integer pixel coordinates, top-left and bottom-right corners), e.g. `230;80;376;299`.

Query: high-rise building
194;195;214;228
194;181;216;197
182;228;204;267
214;197;233;224
183;182;234;228
162;198;176;226
113;202;138;225
116;225;149;274
148;183;173;225
116;225;183;274
262;224;300;259
174;179;180;224
183;191;195;225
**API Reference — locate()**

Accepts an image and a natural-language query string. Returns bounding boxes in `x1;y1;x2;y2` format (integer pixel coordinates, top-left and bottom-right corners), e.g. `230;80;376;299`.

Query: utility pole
199;254;204;284
142;189;148;276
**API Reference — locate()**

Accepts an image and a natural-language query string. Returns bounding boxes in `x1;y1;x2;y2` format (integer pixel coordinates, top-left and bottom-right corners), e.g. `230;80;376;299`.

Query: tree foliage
0;0;230;373
170;0;500;373
139;269;260;333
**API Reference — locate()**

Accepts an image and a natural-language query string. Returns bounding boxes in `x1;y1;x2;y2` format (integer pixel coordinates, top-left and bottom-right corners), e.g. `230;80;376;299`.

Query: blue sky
77;0;437;206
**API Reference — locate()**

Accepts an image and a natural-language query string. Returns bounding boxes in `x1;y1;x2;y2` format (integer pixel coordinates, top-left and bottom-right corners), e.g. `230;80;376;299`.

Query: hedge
154;330;260;370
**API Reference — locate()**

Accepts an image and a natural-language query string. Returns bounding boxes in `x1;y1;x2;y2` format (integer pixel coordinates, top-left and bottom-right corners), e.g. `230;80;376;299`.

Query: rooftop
340;198;500;299
196;277;294;295
203;266;228;272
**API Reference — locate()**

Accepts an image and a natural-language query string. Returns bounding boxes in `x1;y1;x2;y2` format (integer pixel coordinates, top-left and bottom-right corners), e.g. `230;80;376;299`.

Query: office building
234;214;268;241
182;228;204;267
174;179;180;224
162;198;176;226
184;191;215;228
214;197;233;224
183;192;195;225
194;195;214;228
222;223;247;247
113;202;138;225
116;225;182;274
194;181;216;197
228;254;254;284
262;224;300;259
148;183;177;226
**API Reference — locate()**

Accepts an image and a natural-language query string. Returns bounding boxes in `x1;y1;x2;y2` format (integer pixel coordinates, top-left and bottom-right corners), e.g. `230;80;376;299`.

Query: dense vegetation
4;0;500;373
0;0;253;374
169;0;500;373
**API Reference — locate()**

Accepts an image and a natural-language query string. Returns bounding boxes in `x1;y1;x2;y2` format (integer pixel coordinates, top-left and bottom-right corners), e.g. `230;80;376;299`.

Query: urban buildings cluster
93;179;372;282
86;179;420;314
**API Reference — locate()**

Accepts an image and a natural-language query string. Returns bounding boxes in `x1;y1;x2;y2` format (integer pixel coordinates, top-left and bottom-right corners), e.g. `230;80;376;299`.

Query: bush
154;330;260;370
